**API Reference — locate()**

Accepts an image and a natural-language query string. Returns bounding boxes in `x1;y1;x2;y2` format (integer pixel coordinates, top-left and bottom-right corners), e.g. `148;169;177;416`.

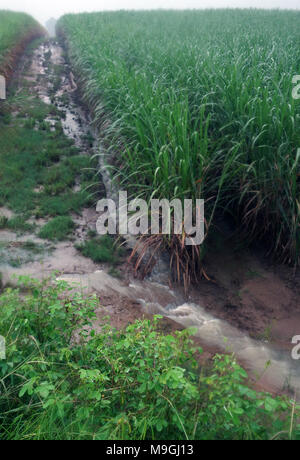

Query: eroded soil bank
2;39;300;397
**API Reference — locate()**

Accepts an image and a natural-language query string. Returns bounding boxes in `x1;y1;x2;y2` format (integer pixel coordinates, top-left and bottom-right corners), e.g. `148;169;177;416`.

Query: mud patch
0;239;52;268
187;244;300;341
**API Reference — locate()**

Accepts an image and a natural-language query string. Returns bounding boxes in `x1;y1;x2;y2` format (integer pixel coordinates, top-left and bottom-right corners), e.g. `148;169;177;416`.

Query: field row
58;10;300;270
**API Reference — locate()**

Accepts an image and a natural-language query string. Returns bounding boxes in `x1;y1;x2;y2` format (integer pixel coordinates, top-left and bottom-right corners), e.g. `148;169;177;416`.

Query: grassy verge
0;10;45;78
0;276;298;440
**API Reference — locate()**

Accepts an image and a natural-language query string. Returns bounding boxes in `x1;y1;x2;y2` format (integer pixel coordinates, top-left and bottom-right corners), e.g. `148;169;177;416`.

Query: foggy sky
0;0;299;26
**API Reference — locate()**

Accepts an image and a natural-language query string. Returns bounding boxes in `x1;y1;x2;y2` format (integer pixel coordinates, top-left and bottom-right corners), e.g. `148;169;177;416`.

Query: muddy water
2;40;300;397
31;43;91;148
165;304;300;395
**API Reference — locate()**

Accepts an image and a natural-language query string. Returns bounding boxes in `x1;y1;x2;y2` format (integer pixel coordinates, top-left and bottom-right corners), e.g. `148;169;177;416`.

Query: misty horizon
0;0;299;26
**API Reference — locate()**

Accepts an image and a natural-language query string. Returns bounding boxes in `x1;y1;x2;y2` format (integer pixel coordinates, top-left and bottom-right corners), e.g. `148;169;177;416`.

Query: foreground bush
0;277;298;440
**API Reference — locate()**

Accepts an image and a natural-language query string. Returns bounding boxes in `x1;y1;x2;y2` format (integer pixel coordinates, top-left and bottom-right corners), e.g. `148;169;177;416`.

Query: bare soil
188;242;300;349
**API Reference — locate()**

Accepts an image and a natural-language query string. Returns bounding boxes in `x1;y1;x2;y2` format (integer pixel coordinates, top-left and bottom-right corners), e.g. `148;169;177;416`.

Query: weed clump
39;216;75;241
76;234;125;264
0;215;34;233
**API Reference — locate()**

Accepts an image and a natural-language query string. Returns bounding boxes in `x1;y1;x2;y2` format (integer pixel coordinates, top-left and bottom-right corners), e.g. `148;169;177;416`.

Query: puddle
1;41;100;284
28;42;92;150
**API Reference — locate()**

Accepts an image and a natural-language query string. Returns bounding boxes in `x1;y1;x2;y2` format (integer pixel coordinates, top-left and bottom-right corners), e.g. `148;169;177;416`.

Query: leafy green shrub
38;216;75;241
0;277;298;440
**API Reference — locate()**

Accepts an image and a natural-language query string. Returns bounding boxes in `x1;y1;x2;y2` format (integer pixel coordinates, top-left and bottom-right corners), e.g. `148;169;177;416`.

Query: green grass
0;90;99;232
76;234;125;264
39;216;75;241
0;115;93;216
0;276;298;440
0;215;34;233
58;10;300;268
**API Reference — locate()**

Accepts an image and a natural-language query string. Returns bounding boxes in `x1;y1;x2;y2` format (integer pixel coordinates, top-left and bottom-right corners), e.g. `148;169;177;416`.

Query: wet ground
2;39;300;397
1;41;101;284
